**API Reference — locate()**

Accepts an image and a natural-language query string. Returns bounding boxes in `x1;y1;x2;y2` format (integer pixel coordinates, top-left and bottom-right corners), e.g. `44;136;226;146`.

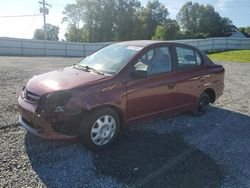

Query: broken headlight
36;91;72;113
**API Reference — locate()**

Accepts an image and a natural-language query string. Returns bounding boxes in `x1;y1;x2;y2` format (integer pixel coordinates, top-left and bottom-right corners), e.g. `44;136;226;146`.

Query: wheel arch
203;88;216;103
82;104;124;128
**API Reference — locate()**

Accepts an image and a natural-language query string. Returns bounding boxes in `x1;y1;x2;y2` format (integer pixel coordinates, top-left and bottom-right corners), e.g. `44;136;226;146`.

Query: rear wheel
78;107;120;150
193;92;210;116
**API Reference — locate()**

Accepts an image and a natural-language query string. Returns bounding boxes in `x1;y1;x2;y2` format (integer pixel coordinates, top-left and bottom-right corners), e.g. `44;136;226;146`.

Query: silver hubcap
90;115;116;145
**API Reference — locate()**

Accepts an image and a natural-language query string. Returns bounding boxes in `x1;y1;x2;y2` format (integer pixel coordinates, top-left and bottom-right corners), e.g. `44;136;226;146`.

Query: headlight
37;91;72;113
45;91;72;106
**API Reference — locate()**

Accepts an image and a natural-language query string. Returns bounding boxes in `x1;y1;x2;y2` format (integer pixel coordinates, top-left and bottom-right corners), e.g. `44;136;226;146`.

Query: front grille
24;89;40;104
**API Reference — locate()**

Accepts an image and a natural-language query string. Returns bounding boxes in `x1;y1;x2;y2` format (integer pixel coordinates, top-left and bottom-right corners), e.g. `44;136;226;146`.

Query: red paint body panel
26;67;110;95
126;71;179;122
17;41;225;140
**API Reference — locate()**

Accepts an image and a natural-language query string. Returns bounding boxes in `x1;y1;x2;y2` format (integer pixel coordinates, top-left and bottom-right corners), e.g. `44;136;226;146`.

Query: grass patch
208;50;250;63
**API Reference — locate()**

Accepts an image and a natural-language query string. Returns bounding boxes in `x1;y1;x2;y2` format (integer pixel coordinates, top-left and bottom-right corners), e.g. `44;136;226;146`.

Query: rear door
174;45;210;108
126;45;179;122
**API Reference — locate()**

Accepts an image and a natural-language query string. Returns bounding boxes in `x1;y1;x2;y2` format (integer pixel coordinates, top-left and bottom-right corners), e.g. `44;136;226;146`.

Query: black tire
193;92;210;116
78;107;120;150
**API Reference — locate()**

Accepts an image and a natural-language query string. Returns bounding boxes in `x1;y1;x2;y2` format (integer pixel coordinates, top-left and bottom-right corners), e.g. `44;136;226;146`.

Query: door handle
167;83;176;89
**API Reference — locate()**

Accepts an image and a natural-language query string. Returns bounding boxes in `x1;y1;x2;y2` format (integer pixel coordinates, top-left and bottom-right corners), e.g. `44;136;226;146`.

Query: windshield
79;44;142;75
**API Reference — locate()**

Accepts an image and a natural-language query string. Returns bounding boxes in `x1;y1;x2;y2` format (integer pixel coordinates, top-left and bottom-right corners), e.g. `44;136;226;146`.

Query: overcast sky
0;0;249;40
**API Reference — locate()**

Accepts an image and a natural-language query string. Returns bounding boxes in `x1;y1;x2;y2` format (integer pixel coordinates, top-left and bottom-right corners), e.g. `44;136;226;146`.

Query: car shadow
24;107;250;187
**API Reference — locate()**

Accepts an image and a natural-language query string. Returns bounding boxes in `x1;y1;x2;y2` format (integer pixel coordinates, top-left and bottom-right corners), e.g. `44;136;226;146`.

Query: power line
24;4;41;38
0;14;42;18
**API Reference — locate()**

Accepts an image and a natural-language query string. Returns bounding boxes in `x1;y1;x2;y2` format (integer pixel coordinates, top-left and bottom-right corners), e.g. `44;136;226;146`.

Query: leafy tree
62;0;171;41
176;2;201;35
62;3;84;30
33;24;60;41
163;19;180;39
198;5;221;37
152;25;166;40
63;0;170;42
152;19;180;40
114;0;142;40
64;25;85;42
139;0;169;39
33;29;44;40
219;17;237;37
64;0;116;42
177;1;236;37
246;27;250;35
239;27;250;37
81;0;117;42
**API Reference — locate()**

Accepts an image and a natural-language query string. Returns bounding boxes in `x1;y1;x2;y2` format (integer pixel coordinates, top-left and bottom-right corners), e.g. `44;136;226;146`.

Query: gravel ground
0;56;249;188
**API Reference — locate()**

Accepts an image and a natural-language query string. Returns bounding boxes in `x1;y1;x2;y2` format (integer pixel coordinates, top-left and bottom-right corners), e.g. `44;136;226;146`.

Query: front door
126;45;179;122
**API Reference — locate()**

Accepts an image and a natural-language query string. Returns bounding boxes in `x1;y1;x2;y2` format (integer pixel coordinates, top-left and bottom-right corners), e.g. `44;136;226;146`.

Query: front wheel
78;107;120;150
193;92;210;116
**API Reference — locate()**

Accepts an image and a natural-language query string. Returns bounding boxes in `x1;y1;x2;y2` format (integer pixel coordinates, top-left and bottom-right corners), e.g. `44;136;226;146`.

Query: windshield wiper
74;65;104;75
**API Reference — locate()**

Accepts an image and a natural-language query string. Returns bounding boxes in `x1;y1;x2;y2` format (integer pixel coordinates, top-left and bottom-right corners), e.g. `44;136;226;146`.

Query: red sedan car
18;41;224;150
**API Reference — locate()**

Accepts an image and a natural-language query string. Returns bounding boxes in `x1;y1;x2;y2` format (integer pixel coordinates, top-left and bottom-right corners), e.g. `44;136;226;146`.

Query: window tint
176;47;202;69
137;46;172;76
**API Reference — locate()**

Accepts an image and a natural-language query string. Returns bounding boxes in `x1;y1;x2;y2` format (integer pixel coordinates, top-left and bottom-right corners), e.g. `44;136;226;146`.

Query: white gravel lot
0;56;249;188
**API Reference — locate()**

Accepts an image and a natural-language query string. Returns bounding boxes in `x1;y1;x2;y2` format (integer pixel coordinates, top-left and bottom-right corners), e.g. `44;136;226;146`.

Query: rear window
176;47;202;69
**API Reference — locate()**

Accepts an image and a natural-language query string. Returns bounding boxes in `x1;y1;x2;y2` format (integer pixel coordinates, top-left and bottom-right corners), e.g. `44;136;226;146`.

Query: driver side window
137;46;172;76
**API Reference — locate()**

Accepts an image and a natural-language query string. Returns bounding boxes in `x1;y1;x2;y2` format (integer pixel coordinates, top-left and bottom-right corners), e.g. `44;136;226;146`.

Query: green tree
62;0;170;42
64;25;86;42
245;27;250;35
33;24;59;41
163;19;180;39
219;17;237;37
33;29;44;40
139;0;169;39
114;0;142;40
63;0;116;42
152;19;180;40
177;1;236;37
62;3;84;30
198;5;221;36
238;27;250;37
176;2;201;35
62;3;85;42
152;25;166;40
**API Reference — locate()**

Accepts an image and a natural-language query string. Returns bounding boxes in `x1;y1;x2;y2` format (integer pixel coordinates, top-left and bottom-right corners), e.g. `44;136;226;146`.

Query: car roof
116;40;178;47
115;40;204;54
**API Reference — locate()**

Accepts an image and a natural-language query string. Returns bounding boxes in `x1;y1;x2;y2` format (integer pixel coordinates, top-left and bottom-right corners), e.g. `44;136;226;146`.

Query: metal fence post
226;38;228;50
212;38;214;50
21;39;24;56
83;43;86;57
65;42;67;57
43;40;46;56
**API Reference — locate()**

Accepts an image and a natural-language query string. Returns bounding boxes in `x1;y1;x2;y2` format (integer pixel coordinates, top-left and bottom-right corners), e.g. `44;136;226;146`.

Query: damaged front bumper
18;95;79;141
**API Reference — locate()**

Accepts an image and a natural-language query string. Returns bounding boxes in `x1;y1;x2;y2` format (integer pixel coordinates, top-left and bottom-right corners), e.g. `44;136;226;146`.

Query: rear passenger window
176;47;202;69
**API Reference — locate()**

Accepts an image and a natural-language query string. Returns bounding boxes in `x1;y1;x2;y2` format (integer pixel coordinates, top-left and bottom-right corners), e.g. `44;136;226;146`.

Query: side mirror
132;62;148;78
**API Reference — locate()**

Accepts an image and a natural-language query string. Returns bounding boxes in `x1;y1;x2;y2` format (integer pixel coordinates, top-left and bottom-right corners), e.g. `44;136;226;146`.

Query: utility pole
39;0;51;40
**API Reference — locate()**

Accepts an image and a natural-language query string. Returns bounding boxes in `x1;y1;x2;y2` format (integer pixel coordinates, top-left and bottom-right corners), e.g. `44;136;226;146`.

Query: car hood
26;66;110;96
